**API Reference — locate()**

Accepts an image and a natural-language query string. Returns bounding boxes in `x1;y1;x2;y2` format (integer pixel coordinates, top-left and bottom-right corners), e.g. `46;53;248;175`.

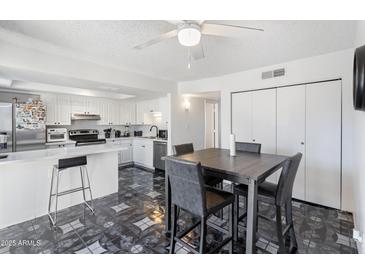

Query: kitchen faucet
150;125;159;138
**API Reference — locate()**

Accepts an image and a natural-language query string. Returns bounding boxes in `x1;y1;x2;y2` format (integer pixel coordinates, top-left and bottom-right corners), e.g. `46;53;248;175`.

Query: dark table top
165;148;289;182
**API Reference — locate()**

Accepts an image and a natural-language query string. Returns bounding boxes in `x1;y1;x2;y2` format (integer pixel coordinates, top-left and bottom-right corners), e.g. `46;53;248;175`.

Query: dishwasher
153;141;167;171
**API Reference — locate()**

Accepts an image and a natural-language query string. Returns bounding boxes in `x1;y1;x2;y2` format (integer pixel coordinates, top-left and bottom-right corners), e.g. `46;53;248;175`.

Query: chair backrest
173;143;194;156
275;153;302;206
58;156;87;169
236;142;261;154
165;157;206;216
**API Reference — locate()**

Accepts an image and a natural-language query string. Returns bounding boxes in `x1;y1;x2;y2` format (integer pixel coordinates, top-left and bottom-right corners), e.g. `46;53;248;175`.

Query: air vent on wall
262;68;285;80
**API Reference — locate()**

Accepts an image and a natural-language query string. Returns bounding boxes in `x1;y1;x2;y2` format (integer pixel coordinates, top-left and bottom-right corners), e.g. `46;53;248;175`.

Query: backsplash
47;120;159;139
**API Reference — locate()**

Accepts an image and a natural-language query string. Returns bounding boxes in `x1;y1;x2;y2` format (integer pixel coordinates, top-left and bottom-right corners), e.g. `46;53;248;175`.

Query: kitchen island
0;144;127;229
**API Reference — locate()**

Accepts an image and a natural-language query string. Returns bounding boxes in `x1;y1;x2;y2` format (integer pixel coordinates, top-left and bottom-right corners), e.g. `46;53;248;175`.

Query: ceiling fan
133;20;264;60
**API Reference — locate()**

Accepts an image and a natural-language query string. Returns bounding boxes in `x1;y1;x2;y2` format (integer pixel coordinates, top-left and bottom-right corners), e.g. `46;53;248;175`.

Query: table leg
164;172;171;236
245;179;258;254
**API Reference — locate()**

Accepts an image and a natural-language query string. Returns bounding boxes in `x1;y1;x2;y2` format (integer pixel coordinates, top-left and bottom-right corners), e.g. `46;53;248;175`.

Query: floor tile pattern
0;166;358;254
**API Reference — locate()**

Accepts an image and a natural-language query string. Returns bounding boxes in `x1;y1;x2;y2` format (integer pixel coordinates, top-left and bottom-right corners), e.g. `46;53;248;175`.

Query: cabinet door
277;85;306;200
98;99;110;125
305;81;341;209
71;96;86;114
42;94;58;125
136;102;145;124
57;95;71;125
109;101;120;125
252;88;276;153
86;97;100;115
160;97;169;129
133;140;144;164
231;92;252;142
144;140;154;168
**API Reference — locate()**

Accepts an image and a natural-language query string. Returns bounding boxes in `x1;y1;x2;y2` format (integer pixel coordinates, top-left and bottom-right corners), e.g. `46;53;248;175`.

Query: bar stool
48;156;95;227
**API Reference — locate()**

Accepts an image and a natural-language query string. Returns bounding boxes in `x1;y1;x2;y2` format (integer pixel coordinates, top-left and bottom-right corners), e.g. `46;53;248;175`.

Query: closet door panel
277;85;306;200
305;81;341;209
232;92;252;142
252;88;277;183
252;88;276;154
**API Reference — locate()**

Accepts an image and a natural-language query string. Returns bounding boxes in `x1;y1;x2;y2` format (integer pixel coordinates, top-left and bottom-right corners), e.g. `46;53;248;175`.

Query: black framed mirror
354;44;365;110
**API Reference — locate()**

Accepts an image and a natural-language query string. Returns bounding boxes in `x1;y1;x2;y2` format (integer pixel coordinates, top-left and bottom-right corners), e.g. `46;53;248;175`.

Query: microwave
47;128;68;143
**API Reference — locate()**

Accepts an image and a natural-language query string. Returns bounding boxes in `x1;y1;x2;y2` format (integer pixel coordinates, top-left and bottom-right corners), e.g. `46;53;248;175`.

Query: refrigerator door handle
12;100;16;152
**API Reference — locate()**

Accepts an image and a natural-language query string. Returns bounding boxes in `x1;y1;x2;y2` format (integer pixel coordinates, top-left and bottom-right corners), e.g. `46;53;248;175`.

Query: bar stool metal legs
48;160;95;227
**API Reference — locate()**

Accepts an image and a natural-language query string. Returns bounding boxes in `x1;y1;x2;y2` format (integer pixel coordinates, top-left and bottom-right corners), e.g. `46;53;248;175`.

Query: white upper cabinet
42;94;71;125
70;95;87;114
305;81;341;209
232;92;252;142
119;102;136;125
277;85;306;200
98;99;120;126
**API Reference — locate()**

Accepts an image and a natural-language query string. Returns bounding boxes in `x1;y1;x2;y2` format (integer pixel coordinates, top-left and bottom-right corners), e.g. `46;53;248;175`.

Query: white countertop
106;137;168;143
45;140;76;146
0;143;127;166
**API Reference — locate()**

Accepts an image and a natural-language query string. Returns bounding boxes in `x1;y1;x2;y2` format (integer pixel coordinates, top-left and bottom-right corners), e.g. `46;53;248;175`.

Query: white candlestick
230;134;236;156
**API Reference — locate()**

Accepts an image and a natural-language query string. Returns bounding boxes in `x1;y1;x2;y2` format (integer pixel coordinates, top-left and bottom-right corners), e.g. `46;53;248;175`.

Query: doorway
205;101;219;148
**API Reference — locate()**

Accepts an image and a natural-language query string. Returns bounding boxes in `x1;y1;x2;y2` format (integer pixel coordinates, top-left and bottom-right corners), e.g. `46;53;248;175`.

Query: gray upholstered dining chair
165;157;234;254
233;142;261;238
234;153;302;253
173;143;223;189
236;142;261;154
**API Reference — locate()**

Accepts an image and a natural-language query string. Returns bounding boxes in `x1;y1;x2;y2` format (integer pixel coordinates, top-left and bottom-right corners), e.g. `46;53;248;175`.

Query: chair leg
229;203;234;254
199;217;207;254
169;205;178;254
233;194;239;241
83;166;95;214
275;206;286;254
285;200;298;253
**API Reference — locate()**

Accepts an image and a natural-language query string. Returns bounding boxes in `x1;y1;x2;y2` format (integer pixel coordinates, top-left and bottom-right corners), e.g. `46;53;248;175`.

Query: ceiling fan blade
191;44;205;60
165;20;185;26
133;29;178;50
202;23;264;38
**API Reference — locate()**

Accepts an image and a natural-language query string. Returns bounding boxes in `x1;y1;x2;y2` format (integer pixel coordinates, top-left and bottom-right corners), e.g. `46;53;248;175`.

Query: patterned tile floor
0;166;358;254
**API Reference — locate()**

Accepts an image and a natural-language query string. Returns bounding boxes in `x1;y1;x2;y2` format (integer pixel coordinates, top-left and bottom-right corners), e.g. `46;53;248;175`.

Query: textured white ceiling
0;20;357;81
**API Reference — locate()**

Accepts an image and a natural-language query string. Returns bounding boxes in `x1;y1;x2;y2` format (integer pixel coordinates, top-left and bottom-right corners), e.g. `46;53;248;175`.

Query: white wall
179;49;355;213
169;93;205;154
353;21;365;253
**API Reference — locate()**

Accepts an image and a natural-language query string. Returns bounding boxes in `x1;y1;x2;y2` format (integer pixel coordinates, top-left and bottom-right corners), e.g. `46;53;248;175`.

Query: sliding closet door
306;81;341;208
252;88;276;154
232;92;252;142
252;89;277;183
277;85;306;200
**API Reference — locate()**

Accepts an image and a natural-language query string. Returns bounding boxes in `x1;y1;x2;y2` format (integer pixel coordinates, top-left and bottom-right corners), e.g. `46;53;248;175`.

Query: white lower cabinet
231;80;342;209
133;139;153;168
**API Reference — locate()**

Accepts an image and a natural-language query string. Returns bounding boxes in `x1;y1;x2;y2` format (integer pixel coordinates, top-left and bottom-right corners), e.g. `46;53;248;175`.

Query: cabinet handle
252;139;255;142
301;142;305;145
142;145;145;148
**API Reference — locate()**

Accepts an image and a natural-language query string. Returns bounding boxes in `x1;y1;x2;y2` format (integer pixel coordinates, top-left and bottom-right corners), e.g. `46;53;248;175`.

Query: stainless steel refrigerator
0;91;46;153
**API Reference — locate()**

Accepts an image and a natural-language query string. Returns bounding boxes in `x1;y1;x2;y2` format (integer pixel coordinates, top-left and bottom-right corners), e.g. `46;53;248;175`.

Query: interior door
231;92;252;142
305;80;341;209
277;85;306;200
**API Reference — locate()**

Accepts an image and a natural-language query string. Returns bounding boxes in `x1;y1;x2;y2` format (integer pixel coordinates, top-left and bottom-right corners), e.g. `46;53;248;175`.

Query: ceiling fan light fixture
178;24;201;47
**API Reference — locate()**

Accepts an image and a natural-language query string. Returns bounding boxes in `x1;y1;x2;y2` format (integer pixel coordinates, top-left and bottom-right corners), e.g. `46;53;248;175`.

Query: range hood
71;113;101;121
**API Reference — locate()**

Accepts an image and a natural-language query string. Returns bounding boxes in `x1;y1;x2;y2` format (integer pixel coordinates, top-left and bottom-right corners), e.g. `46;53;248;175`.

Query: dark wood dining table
164;148;289;254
